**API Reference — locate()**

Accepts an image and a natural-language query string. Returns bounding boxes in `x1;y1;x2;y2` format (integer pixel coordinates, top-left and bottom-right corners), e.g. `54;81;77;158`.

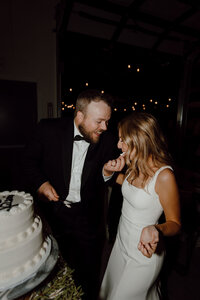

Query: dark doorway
0;79;37;190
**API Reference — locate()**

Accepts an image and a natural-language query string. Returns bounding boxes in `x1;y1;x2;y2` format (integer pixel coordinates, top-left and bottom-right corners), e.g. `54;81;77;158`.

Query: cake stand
0;235;59;300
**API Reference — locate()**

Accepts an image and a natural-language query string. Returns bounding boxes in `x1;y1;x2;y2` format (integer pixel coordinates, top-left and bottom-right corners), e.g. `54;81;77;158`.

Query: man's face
78;101;111;144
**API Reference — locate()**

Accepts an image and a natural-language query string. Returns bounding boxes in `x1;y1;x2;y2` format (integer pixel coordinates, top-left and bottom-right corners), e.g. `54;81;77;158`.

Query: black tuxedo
23;116;118;299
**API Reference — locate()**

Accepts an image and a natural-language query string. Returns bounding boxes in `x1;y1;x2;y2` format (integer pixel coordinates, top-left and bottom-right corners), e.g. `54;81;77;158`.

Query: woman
100;112;181;300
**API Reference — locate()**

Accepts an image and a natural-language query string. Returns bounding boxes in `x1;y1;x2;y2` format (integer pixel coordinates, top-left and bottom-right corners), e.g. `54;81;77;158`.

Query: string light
61;99;174;112
128;64;131;69
60;81;175;114
137;68;140;72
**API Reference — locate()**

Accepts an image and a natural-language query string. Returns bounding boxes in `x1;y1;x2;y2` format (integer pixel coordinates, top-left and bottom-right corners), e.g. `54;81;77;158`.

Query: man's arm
23;120;57;199
23;121;47;191
103;154;126;177
38;181;59;202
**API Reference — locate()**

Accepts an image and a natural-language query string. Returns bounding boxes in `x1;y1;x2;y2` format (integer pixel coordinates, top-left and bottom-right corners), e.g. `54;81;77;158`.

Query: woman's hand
103;154;126;176
138;225;159;258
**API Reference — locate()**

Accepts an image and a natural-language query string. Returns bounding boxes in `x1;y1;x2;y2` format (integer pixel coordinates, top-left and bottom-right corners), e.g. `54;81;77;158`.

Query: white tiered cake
0;191;51;291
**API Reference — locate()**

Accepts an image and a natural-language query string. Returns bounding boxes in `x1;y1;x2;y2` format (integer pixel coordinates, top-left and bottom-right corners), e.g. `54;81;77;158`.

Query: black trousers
40;201;105;300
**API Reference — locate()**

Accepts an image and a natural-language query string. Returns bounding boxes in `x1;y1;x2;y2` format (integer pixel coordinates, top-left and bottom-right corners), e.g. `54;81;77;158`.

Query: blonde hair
118;112;172;187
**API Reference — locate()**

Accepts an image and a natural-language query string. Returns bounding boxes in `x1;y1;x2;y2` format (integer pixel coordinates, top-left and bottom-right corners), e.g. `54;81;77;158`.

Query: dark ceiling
57;0;200;58
56;0;200;112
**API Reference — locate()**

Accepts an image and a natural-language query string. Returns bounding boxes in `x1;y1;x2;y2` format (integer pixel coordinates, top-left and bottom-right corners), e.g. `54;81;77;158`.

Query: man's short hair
75;89;113;116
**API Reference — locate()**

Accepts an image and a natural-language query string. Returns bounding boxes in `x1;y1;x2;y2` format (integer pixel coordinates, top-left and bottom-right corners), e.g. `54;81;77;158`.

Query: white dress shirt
65;123;89;205
64;123;113;207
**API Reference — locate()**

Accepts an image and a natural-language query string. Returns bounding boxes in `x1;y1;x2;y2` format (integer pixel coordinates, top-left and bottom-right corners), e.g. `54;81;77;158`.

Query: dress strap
148;165;173;195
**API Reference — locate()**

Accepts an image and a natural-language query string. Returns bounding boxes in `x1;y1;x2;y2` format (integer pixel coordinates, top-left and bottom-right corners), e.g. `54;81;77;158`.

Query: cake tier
0;237;51;291
0;191;34;240
0;216;51;290
0;216;43;271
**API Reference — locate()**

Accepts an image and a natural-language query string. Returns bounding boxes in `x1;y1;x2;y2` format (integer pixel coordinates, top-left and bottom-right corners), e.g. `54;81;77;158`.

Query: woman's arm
138;168;181;257
155;168;181;236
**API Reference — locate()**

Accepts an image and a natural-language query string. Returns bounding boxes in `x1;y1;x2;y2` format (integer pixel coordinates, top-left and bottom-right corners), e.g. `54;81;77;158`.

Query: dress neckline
125;165;171;190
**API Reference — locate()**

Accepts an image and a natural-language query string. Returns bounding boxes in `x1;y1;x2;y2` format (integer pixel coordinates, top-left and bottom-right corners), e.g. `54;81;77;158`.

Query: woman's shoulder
156;166;176;188
150;165;173;188
154;165;172;175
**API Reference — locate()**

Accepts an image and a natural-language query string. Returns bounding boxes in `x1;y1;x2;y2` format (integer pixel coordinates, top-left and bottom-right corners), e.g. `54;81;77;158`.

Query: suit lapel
81;142;98;188
61;118;102;192
61;118;74;189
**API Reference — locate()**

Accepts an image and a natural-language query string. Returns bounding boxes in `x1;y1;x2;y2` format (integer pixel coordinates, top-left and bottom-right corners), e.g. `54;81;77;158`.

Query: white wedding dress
99;166;172;300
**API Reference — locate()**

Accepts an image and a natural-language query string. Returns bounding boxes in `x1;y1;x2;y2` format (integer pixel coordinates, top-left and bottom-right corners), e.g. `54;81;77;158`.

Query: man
23;89;121;300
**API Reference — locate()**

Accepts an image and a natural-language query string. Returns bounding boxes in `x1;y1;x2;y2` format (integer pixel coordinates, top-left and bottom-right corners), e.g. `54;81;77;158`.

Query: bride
101;112;181;300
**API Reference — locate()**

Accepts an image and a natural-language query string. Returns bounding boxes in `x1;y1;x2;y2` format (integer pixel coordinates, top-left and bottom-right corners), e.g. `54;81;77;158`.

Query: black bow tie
74;135;86;141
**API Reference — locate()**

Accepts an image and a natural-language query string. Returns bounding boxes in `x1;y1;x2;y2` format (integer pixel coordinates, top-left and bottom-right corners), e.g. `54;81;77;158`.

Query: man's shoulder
38;116;73;129
33;117;73;139
39;116;73;124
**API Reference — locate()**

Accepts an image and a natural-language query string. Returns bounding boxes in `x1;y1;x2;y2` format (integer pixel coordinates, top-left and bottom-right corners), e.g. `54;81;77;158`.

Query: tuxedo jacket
24;117;118;229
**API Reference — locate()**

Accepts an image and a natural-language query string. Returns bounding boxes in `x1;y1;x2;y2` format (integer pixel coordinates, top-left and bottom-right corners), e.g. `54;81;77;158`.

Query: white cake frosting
0;191;51;291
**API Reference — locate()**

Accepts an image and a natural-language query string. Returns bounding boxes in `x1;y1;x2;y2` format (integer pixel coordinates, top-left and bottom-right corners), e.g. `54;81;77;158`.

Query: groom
23;89;122;300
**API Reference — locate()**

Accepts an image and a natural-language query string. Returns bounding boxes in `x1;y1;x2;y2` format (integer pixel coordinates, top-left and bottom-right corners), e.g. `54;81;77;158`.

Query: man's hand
38;181;59;202
138;225;159;258
103;154;126;176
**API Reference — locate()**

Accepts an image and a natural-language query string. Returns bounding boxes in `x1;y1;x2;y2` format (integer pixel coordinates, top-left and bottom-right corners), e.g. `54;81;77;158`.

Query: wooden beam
152;7;197;50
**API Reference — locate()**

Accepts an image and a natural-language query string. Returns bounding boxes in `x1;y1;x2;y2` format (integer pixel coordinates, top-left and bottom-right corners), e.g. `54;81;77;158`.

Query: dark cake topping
0;195;18;212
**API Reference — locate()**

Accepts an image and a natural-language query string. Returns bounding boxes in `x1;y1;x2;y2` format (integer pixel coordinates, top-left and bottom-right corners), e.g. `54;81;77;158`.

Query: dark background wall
0;80;37;190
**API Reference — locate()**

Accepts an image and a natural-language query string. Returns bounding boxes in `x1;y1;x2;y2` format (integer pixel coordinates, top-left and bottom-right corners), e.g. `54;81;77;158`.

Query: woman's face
117;128;128;154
